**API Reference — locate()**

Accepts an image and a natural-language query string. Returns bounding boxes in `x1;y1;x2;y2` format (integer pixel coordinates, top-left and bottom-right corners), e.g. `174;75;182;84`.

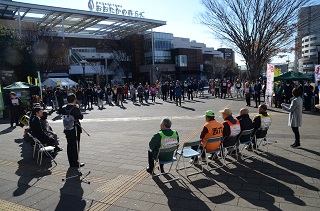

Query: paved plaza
0;94;319;211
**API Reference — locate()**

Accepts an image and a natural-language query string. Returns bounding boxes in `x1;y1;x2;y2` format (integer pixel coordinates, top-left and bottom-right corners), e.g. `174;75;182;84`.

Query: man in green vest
146;118;179;174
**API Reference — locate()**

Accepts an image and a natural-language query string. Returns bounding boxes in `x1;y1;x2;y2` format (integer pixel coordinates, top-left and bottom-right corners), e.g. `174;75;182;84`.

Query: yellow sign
274;68;281;77
56;81;61;87
27;76;31;84
35;78;38;86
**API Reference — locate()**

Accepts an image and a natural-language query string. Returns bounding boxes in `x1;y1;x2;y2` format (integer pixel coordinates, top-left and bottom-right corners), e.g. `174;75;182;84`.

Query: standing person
117;85;124;107
96;86;104;109
161;82;168;101
254;79;262;108
227;80;233;98
215;79;220;98
274;82;283;108
55;88;64;114
169;82;175;101
146;118;179;174
8;92;22;127
85;86;93;109
198;80;204;97
281;88;303;148
187;82;193;100
61;94;84;168
137;83;144;104
235;79;242;98
244;82;252;106
192;80;198;98
174;82;182;106
76;88;83;108
129;83;136;103
283;81;293;104
220;79;227;99
144;85;149;104
303;80;313;111
124;84;129;100
150;84;156;103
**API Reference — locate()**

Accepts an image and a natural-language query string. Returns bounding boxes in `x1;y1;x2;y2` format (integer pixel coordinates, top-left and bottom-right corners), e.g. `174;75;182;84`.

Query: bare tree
200;0;313;80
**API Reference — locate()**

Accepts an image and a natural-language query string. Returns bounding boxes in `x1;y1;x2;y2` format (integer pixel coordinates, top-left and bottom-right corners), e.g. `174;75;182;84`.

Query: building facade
295;4;320;74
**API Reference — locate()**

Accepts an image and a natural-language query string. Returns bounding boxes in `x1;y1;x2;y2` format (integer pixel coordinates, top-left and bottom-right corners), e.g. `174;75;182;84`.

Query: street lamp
80;60;88;83
316;45;320;65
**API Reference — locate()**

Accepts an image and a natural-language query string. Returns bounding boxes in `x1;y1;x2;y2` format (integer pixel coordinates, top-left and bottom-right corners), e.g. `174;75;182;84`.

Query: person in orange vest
221;108;241;154
191;110;224;163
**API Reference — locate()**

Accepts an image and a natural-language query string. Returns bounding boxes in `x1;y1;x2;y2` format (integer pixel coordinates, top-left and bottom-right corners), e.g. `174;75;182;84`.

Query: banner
27;76;31;84
0;84;4;111
265;64;275;107
56;81;61;87
315;65;320;84
35;78;38;86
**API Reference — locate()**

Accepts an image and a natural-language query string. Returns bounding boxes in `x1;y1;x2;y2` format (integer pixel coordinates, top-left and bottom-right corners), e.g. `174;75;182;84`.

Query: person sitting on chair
252;104;271;148
191;110;223;162
221;108;241;154
146;118;179;174
236;108;254;150
40;111;62;151
30;107;60;151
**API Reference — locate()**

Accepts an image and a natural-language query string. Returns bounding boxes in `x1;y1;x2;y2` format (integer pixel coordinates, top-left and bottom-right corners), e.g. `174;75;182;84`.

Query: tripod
62;123;91;184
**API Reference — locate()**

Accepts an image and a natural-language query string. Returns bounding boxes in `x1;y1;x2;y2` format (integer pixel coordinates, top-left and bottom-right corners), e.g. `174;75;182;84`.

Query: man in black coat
254;80;262;108
303;80;314;111
61;94;84;167
30;107;61;150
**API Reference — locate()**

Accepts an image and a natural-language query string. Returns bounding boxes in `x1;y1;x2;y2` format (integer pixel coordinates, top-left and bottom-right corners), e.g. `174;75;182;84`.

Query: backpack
63;107;75;130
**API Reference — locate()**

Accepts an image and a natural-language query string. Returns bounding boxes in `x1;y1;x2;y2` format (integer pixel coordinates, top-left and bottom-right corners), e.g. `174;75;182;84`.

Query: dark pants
255;92;261;107
176;97;181;106
291;127;300;144
148;151;164;172
215;88;220;97
304;96;312;111
188;91;193;100
65;130;81;167
10;110;20;127
246;96;251;106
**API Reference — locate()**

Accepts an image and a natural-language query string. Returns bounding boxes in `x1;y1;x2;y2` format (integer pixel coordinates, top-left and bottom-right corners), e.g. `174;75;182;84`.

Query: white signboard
265;64;275;107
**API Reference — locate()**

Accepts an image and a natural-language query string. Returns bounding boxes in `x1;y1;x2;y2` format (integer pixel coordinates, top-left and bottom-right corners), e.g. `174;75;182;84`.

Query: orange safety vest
202;120;224;151
224;119;241;137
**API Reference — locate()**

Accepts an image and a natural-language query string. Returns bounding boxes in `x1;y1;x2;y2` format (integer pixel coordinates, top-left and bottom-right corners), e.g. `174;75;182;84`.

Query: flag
265;64;275;107
27;76;31;84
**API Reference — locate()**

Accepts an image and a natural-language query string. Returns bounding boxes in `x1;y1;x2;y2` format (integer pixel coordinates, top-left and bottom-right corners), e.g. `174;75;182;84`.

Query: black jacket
30;116;50;143
61;104;83;133
236;114;253;142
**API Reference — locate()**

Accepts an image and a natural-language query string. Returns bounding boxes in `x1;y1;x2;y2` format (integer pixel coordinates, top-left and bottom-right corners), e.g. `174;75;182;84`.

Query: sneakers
54;147;63;152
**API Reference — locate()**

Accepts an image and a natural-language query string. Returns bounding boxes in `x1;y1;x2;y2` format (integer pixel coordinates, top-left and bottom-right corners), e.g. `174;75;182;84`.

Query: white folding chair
29;133;57;166
237;128;255;160
254;128;269;152
202;136;225;171
176;139;203;176
152;144;179;183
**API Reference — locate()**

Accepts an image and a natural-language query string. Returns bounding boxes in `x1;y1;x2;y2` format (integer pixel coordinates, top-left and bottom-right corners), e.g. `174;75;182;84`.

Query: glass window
175;55;188;67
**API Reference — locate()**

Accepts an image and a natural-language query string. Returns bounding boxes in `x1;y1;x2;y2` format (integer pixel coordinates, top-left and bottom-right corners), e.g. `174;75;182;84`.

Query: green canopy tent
274;71;313;81
3;81;39;104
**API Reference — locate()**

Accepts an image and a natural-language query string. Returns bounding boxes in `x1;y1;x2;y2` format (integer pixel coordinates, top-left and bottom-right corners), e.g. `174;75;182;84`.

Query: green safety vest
159;130;178;148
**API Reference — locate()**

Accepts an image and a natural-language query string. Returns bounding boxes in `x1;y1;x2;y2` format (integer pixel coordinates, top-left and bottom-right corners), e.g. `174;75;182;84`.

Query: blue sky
16;0;289;65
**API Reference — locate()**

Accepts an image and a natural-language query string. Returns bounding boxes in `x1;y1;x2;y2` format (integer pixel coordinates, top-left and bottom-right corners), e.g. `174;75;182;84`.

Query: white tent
42;78;78;88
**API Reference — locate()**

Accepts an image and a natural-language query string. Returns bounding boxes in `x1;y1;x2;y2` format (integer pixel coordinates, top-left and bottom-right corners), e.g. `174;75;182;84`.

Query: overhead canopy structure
3;81;36;90
0;1;166;39
274;71;313;81
43;78;78;88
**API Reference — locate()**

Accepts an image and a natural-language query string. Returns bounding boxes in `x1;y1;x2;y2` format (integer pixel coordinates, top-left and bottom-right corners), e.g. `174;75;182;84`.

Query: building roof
0;1;166;39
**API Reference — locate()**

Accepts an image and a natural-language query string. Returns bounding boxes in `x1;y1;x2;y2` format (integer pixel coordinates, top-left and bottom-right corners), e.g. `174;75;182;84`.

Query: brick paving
0;94;319;211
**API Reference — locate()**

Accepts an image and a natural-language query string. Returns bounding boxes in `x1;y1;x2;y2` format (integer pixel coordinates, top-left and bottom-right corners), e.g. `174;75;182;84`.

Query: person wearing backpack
61;94;84;167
